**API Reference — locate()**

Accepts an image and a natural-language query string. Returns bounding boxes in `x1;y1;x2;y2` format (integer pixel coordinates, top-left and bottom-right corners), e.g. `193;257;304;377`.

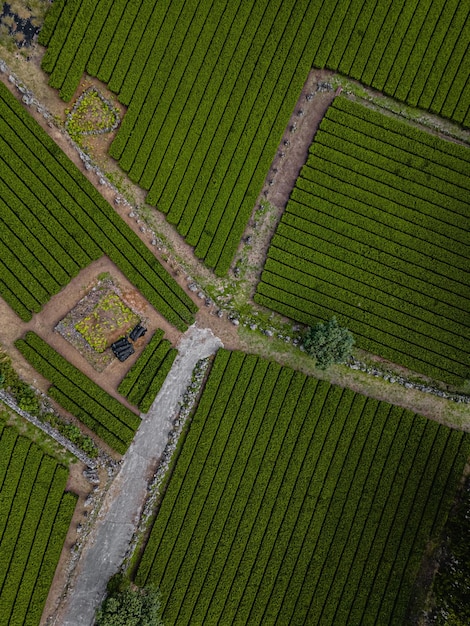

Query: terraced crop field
0;421;77;626
0;81;197;330
135;349;470;625
39;0;469;274
118;329;178;413
255;97;470;386
15;332;141;455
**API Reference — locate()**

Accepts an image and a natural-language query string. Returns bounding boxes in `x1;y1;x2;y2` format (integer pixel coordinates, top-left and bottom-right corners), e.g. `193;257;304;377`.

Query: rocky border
0;389;97;468
65;85;120;136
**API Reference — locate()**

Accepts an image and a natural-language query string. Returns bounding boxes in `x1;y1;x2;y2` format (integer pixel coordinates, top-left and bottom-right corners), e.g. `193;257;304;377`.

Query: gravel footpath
60;325;223;626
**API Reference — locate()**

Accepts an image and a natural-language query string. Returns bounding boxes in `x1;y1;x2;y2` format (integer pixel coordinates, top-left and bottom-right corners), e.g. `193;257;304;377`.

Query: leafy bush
303;317;354;369
96;585;163;626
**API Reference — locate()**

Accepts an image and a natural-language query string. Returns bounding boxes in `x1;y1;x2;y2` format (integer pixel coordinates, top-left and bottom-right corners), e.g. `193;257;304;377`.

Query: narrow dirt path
55;325;223;626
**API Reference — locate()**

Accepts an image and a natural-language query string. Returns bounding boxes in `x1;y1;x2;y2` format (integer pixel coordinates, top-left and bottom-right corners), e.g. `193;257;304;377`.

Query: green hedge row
21;491;78;626
106;1;156;95
118;329;164;396
0;159;89;275
47;0;100;95
138;349;177;413
0;82;197;329
0;456;60;618
118;329;178;413
38;0;470;282
3;95;191;305
0;435;32;539
15;332;140;454
36;0;66;47
0;429;76;626
0;427;19;490
86;0;129;77
281;204;468;302
135;349;244;585
42;0;470;127
330;96;470;165
58;0;116;102
40;0;81;72
314;127;469;204
255;96;470;385
135;351;470;625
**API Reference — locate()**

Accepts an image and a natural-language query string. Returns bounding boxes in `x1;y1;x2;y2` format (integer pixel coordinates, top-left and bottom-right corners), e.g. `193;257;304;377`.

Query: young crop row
134;350;470;625
38;1;469;278
15;332;141;454
310;0;469;126
118;330;178;413
0;82;197;329
0;427;77;626
255;97;470;385
41;1;470;127
111;0;320;275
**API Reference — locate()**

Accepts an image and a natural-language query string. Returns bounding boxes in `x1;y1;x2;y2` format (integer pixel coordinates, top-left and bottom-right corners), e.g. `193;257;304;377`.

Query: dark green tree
95;578;163;626
303;316;354;369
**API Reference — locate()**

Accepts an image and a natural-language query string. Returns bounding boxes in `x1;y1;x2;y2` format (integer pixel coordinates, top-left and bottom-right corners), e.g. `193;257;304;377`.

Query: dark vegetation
96;574;163;626
38;0;470;274
135;349;470;625
303;316;355;369
15;332;141;454
426;476;470;625
0;416;77;625
0;81;197;330
256;96;470;387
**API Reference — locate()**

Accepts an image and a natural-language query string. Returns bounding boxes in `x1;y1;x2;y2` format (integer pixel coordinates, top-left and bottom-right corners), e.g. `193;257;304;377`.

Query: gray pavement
60;325;223;626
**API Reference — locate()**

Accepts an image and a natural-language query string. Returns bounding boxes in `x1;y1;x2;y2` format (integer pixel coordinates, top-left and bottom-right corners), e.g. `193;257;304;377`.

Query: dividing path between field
59;324;223;626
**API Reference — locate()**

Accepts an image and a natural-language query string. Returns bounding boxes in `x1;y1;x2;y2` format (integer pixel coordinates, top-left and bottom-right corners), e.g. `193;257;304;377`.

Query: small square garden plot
55;277;146;372
75;292;139;353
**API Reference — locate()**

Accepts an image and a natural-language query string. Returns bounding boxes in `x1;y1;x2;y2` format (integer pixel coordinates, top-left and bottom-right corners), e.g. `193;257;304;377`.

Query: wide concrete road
61;325;223;626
